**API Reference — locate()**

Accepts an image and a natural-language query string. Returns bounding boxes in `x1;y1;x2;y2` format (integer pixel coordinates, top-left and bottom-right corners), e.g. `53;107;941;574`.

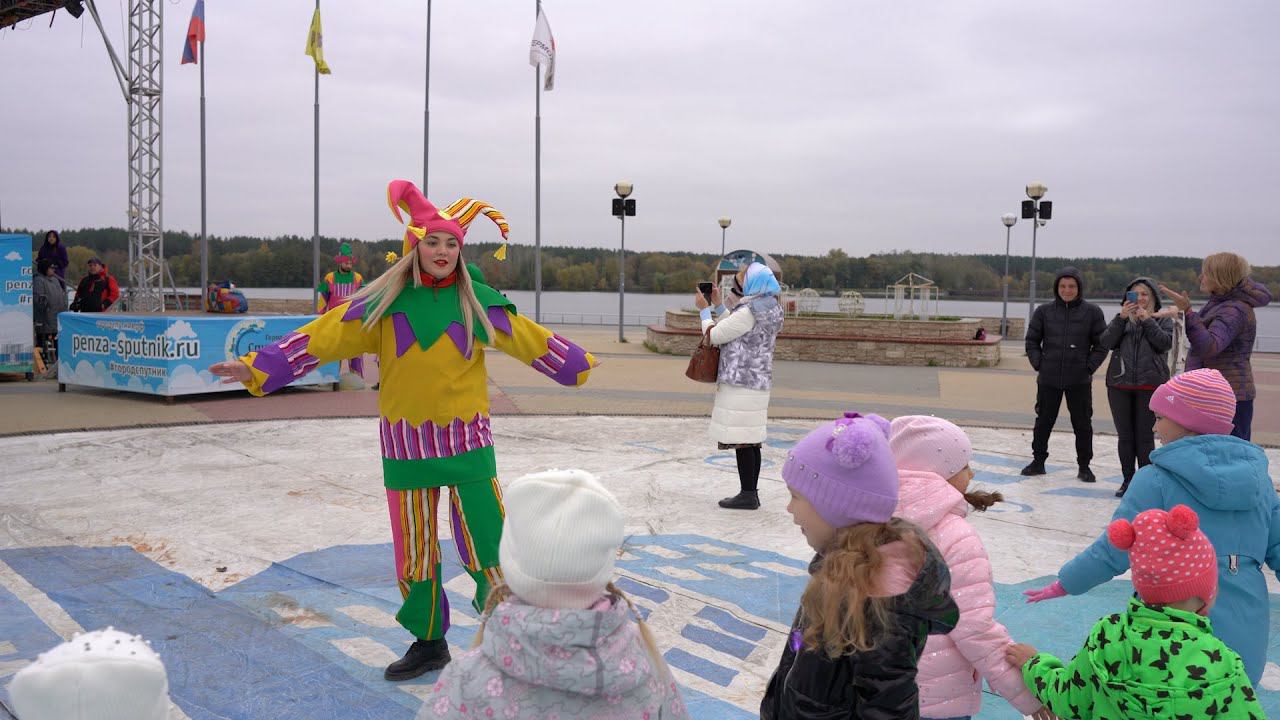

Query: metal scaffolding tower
125;0;166;313
5;0;173;312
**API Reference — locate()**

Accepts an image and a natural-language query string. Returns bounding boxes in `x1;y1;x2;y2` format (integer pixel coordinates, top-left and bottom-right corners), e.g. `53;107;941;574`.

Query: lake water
180;288;1280;351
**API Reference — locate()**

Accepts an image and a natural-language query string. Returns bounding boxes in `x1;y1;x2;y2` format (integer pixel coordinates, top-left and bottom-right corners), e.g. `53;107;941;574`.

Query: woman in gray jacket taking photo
1099;277;1173;497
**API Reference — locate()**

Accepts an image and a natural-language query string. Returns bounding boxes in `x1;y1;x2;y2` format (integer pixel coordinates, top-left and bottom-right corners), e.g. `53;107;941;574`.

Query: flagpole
199;36;208;306
534;1;542;323
312;0;321;312
424;0;431;191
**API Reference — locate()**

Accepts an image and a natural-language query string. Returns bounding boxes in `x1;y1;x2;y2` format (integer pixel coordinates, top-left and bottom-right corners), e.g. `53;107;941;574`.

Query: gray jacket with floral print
716;296;784;391
419;595;689;720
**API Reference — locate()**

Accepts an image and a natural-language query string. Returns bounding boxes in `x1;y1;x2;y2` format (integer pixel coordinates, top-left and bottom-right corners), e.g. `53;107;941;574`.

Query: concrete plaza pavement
2;326;1280;717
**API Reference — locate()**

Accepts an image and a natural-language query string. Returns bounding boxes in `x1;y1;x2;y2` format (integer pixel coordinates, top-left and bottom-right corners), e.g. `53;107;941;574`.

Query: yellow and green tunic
237;272;595;640
315;269;364;313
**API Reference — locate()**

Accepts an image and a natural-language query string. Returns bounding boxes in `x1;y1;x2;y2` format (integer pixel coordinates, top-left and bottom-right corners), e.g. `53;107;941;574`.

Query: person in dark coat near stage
35;230;69;280
70;258;120;313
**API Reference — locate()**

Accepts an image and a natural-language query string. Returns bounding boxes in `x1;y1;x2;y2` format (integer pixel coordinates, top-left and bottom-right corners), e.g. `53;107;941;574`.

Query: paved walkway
4;326;1278;447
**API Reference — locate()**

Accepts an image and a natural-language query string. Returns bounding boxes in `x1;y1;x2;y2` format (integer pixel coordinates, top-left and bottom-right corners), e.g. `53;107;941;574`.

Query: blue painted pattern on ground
3;537;1277;719
0;581;66;712
0;545;415;719
696;605;768;642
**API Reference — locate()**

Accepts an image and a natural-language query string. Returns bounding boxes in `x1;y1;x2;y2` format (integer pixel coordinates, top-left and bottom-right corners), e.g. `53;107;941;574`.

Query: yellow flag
305;8;331;74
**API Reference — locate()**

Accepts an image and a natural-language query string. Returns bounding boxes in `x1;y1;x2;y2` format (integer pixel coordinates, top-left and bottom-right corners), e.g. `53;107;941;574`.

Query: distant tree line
12;226;1275;300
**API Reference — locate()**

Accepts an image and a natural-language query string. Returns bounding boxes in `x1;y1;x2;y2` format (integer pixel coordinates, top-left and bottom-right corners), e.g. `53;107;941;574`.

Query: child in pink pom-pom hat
1023;368;1280;686
760;411;960;720
1007;506;1263;719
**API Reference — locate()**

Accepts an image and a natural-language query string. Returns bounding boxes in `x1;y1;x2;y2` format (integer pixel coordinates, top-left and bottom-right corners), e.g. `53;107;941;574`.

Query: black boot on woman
720;446;762;510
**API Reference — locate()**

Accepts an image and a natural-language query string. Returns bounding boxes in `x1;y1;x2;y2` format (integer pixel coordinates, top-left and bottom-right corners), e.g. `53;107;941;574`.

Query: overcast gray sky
2;1;1277;263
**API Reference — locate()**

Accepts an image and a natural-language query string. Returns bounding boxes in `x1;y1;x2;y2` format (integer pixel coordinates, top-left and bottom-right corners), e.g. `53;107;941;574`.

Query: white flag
529;5;555;91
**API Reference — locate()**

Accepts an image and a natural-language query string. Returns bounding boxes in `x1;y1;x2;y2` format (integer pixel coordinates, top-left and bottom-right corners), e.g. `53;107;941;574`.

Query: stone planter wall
648;310;1001;367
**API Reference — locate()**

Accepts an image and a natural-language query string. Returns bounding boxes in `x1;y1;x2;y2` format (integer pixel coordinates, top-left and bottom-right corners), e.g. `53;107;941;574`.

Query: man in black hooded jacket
1022;266;1107;482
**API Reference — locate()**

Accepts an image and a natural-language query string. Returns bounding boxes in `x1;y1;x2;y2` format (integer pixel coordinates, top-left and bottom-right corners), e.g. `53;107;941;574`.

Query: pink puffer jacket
894;469;1043;718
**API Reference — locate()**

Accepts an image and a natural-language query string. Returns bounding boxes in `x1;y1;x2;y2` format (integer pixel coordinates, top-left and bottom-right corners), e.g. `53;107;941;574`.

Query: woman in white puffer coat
888;415;1051;720
694;262;783;510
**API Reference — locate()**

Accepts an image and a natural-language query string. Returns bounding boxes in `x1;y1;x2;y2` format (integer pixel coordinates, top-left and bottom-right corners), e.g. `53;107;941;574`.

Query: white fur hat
8;627;170;720
498;469;624;610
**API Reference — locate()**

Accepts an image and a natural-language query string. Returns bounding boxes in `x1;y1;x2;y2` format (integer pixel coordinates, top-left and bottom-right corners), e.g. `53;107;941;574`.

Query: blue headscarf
742;262;780;297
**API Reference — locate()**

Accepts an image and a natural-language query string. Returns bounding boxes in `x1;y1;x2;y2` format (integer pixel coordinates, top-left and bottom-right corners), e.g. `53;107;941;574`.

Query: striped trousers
386;479;505;641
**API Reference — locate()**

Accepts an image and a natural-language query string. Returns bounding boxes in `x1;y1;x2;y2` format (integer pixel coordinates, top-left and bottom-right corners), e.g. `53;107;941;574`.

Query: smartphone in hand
1125;290;1138;303
698;281;714;301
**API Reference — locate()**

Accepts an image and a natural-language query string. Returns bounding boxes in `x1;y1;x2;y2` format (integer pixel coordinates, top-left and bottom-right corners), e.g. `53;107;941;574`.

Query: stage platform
1;417;1278;719
55;312;339;397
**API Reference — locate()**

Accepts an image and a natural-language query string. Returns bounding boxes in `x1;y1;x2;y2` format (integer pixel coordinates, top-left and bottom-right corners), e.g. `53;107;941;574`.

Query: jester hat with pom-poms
386;179;511;261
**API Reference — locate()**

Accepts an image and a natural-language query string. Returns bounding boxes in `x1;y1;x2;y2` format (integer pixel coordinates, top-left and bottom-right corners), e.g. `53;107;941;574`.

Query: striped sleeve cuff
531;333;593;386
249;330;320;394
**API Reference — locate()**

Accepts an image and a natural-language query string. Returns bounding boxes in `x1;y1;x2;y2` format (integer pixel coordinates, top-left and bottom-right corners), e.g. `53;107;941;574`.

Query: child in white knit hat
7;627;170;720
420;469;689;720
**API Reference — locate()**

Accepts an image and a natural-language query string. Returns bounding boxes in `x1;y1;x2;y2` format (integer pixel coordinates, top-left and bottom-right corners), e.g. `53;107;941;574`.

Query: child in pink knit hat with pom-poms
1007;505;1264;719
760;412;960;720
1023;367;1280;686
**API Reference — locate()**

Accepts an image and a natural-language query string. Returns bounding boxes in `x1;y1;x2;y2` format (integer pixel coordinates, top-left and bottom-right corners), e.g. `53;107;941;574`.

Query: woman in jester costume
211;179;598;680
316;242;365;376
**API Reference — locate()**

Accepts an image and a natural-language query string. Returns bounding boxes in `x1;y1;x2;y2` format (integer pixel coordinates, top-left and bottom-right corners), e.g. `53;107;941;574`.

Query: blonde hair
350;244;495;355
798;518;926;658
1202;252;1250;295
473;580;673;681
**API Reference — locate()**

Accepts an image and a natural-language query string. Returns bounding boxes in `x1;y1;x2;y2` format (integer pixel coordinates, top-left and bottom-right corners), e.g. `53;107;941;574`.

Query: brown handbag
685;329;720;383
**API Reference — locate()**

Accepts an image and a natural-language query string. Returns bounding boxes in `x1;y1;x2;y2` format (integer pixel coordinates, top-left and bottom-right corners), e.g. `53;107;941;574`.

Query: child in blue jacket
1023;368;1280;684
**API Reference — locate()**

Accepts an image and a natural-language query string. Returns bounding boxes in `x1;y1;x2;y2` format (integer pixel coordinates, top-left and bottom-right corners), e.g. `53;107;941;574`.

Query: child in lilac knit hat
761;412;959;720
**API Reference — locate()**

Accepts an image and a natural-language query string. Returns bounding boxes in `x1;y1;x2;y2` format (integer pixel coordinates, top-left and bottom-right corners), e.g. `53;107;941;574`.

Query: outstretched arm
489;310;597;387
211;300;380;395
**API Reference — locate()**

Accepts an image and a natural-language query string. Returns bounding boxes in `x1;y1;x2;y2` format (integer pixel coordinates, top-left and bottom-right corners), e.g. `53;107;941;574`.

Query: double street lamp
1000;213;1016;337
611;182;636;343
1021;182;1052;323
718;216;731;258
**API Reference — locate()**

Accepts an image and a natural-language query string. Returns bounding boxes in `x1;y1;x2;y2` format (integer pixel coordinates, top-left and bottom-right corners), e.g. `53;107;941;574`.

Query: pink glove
1023;580;1067;603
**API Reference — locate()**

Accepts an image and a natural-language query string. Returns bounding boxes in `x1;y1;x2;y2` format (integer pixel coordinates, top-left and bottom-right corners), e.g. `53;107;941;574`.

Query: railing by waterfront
535;312;664;327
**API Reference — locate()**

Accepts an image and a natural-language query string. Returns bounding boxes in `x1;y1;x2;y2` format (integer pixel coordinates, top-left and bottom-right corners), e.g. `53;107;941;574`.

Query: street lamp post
1021;182;1053;324
612;182;635;342
718;216;731;258
1000;213;1016;337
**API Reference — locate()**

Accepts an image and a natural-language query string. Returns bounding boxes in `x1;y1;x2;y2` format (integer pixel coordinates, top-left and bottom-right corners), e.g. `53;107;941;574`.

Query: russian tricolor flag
181;0;204;65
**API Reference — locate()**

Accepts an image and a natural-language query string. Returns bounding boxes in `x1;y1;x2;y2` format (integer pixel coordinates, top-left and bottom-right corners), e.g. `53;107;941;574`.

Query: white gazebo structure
887;273;940;320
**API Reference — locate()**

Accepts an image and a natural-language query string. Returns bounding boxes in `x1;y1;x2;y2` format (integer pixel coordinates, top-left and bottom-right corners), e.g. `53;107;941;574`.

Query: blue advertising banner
0;233;34;374
57;313;339;396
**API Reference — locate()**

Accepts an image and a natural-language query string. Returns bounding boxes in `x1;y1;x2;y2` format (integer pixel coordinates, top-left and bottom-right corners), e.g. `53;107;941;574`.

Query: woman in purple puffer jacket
1160;252;1271;441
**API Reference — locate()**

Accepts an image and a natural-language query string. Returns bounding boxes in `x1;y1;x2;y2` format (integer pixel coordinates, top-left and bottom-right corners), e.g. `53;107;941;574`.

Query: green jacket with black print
1021;597;1263;719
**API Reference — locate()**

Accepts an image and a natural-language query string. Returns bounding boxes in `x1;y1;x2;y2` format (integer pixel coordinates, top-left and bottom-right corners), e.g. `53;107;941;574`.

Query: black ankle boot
1115;478;1131;497
384;638;450;681
1020;460;1046;476
718;491;760;510
1078;466;1096;483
